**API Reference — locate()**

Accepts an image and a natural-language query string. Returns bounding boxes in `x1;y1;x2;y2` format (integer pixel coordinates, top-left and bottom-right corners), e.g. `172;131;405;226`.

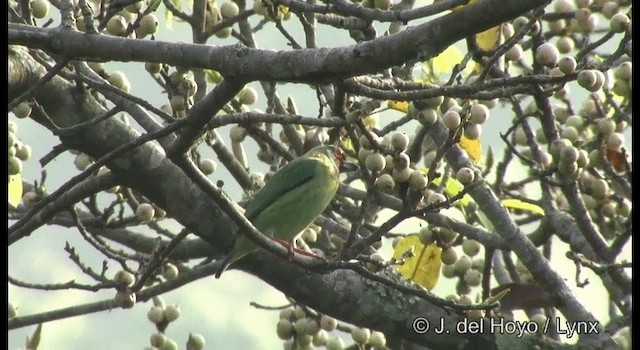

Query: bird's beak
339;161;359;173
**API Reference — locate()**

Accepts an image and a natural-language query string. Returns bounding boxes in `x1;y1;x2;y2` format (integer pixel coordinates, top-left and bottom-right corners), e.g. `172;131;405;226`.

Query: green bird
215;145;350;278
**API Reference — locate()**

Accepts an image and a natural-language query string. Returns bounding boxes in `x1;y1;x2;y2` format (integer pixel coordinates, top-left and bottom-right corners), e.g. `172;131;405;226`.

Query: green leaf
26;323;43;350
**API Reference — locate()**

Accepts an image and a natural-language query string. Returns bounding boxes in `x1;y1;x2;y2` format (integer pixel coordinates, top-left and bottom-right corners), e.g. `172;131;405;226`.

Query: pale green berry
462;238;480;257
326;337;344;350
145;62;162;74
301;227;317;243
312;330;328;347
408;170;427;190
441;247;458;265
606;132;624;150
576;149;589;168
591;179;609;199
164;304;180;322
463;269;482;287
73;153;93;171
320;314;337;331
150;333;166;347
305;318;321;335
454;255;472;275
351;327;370;345
220;2;240;18
512;16;529;33
505;44;523;61
614;61;632;80
612;79;630;97
12;102;32;119
358;147;373;164
279;308;295;321
31;0;50;18
471;257;485;271
442;264;457;278
392;167;411;183
293;305;306;320
560;145;579;163
502;22;515;38
610;13;630;33
558;56;577;74
560;126;579;143
161;339;178;350
374;0;391;10
114;290;136;308
549;138;572;159
107;15;128;36
513;127;528;146
469;103;489;124
229;125;246;142
369;331;386;348
108;71;130;92
442;110;461;130
565;115;584;129
187;333;206;350
215;27;232;38
438;227;458;244
577;70;598;90
419;227;434;245
147;306;165;324
427;192;446;206
556;37;574;54
463;123;481;140
198;158;217;175
114;269;135;286
139;14;159;36
365;152;386;172
374;173;395;193
21;191;38;208
15;144;31;161
597;118;616;135
238;87;258;105
277;319;294;340
558;160;578;177
136;203;155;223
416;108;438;126
588;149;601;167
253;0;268;15
162;263;179;280
294;318;308;334
359;133;378;149
555;0;574;12
391;132;409;152
535;43;560;67
393;152;410;170
601;200;617;217
456;167;475;185
617;200;631;217
422;95;444;109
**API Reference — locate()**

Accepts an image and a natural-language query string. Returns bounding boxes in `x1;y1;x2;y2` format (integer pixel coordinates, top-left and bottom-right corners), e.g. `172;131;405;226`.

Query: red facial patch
334;146;346;164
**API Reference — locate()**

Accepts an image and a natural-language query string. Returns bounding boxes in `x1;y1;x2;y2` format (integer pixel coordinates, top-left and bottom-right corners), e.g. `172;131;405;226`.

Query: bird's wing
244;157;322;221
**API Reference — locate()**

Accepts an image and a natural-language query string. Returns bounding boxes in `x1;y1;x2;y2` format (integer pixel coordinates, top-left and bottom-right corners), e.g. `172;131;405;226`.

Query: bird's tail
214;252;234;278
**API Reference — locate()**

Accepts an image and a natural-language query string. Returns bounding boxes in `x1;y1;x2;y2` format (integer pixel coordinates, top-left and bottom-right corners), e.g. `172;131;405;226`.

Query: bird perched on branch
215;145;353;278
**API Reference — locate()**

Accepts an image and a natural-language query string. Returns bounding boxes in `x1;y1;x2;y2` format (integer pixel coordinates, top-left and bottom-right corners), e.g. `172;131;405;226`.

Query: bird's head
307;145;358;173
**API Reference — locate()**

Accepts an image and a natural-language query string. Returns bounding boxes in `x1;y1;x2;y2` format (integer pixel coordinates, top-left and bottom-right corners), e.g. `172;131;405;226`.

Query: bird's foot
272;238;327;262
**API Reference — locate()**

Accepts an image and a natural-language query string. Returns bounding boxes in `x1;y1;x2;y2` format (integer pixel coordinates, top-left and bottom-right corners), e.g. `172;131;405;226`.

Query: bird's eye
334;146;346;163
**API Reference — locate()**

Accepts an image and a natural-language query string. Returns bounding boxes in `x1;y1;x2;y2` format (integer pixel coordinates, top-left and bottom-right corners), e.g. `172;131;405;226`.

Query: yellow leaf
392;235;442;290
278;5;289;14
459;134;482;163
8;174;23;207
431;45;464;75
475;26;502;52
430;174;472;207
501;199;545;216
387;100;409;113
